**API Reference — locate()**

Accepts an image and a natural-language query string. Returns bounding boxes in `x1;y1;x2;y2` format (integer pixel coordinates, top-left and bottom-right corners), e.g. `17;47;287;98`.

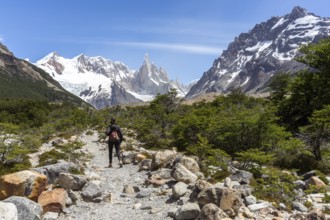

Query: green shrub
235;148;275;170
323;193;330;203
86;130;94;135
209;169;231;183
250;167;298;207
38;149;65;166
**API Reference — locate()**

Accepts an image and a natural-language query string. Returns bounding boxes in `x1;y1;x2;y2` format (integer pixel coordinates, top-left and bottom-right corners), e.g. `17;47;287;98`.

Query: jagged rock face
36;53;187;109
186;6;330;98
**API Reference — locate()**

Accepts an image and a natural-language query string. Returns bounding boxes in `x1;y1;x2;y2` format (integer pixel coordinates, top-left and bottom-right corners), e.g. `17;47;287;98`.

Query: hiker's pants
108;141;121;163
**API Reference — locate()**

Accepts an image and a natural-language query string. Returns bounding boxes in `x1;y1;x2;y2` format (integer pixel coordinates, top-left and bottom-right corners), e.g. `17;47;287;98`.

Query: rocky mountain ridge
36;53;187;109
187;6;330;98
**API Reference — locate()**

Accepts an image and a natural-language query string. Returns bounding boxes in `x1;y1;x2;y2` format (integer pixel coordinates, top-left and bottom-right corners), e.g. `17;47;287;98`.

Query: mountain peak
288;6;308;20
144;53;150;64
187;5;330;99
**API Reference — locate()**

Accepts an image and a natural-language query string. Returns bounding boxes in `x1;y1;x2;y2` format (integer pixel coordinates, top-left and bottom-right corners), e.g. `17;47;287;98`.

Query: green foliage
250;167;298;206
0;66;86;106
209;169;231;183
38;149;66;166
323;193;330;203
187;134;212;162
0;123;32;175
235;148;275;170
270;37;330;131
299;105;330;161
86;130;94;135
38;141;86;166
186;134;231;179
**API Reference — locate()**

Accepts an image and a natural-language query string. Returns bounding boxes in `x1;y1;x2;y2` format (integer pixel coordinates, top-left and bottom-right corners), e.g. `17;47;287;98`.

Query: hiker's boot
108;163;112;168
119;162;123;168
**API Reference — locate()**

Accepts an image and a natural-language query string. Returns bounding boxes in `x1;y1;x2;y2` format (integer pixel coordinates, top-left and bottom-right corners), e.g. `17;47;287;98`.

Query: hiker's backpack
108;125;120;142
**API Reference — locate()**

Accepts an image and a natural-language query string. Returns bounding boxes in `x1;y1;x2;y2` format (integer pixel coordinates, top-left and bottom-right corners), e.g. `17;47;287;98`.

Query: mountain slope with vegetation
0;43;88;106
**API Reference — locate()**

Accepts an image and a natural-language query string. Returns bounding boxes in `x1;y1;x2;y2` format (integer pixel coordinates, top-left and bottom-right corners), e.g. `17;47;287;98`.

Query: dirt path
58;131;177;220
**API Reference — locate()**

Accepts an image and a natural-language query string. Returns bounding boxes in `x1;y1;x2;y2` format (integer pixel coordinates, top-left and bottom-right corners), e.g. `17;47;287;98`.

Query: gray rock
136;189;153;198
123;184;135;194
230;170;253;184
292;201;308;212
172;182;188;199
172;163;197;184
224;177;232;188
302;170;316;181
244;195;257;206
0;201;17;220
4;196;43;220
234;184;253;197
42;212;59;220
32;161;79;184
151;168;173;179
293;180;306;190
177;156;200;173
81;182;102;200
138;159;152;171
175;203;200;220
59;173;87;191
248;202;271;212
199;203;229;220
197;187;220;207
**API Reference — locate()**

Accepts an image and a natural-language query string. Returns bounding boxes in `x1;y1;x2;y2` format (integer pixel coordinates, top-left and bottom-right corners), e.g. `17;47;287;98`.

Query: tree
299;105;330;161
148;89;181;138
271;37;330;131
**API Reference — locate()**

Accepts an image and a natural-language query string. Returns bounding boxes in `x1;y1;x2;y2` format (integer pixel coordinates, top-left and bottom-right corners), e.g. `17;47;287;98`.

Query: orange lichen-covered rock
38;188;68;213
0;170;47;201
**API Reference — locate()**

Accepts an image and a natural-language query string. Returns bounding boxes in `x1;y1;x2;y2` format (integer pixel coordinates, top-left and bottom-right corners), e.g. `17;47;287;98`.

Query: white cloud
113;41;222;55
0;35;4;42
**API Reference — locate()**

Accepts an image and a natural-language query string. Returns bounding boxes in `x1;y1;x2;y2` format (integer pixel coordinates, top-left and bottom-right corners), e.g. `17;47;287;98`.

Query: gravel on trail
58;131;178;220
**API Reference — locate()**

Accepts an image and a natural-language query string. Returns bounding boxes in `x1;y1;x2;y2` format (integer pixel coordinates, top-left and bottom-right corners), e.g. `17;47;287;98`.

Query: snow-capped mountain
36;53;187;109
186;6;330;98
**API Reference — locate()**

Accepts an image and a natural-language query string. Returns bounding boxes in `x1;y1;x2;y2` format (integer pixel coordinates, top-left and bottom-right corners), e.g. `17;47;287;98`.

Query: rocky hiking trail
1;129;330;220
63;130;178;220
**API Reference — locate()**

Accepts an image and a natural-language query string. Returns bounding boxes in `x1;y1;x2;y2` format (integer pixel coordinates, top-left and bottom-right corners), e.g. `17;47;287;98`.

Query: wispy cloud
114;41;222;55
0;35;4;42
55;37;223;55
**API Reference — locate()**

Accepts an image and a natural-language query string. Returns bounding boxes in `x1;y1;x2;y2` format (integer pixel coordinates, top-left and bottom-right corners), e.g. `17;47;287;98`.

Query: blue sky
0;0;329;84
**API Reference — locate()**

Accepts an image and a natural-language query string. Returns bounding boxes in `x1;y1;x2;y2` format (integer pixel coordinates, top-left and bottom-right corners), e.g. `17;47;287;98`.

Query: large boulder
0;170;47;201
81;181;102;201
0;201;18;220
38;188;68;213
172;182;188;199
151;150;177;170
175;203;200;220
195;179;213;191
177;156;200;173
197;187;221;207
218;188;243;217
31;161;79;184
58;173;87;191
151;168;173;179
229;170;253;185
4;196;43;220
199;203;229;220
305;176;326;189
172;163;197;184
